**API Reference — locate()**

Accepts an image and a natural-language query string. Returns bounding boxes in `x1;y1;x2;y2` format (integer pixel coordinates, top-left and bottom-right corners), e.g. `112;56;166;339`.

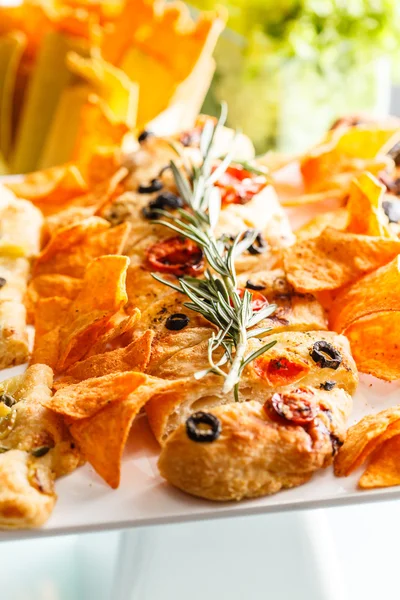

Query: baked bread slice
158;387;352;501
0;364;81;528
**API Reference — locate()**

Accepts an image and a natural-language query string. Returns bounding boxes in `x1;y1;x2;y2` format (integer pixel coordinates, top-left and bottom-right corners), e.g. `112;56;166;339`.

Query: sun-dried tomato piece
237;288;269;311
146;236;204;276
254;356;310;386
214;165;267;206
264;389;318;426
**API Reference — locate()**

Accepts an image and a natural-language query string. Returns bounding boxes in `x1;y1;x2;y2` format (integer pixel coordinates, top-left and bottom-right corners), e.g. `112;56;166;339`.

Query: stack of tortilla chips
0;0;224;174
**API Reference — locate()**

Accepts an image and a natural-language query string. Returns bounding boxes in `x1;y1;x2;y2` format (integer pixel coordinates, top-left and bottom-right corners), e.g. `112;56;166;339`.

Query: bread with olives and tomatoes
157;386;352;501
145;330;357;443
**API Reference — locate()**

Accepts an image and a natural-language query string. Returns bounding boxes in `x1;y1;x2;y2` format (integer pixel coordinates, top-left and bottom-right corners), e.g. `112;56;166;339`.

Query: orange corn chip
6;164;87;215
301;126;398;192
69;377;168;488
69;393;142;488
284;227;400;293
83;309;140;357
295;208;348;241
44;371;147;420
33;296;71;338
330;257;400;380
57;255;129;371
335;407;400;477
72;97;130;172
330;256;400;332
64;330;154;381
346;172;393;237
342;312;400;381
30;296;71;369
26;274;83;323
34;217;130;278
359;436;400;489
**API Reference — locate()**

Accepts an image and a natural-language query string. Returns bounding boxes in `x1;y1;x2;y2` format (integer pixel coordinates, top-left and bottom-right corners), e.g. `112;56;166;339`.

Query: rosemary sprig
152;106;276;400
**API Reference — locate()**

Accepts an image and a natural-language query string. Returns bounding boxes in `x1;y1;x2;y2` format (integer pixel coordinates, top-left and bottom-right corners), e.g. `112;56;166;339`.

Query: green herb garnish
152;105;276;401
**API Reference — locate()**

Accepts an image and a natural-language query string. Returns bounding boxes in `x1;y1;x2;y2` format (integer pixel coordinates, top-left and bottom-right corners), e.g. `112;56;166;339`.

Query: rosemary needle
151;106;277;400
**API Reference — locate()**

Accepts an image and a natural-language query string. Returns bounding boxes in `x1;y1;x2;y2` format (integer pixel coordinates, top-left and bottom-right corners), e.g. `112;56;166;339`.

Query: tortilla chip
30;296;71;369
330;256;400;332
335;127;400;159
71;97;130;172
31;328;61;370
67;52;138;128
284;227;400;293
359;436;400;489
280;190;347;207
33;296;71;338
295;208;348;241
69;377;168;487
301;126;398;192
329;257;400;380
68;394;139;488
44;371;147;420
335;407;400;477
7;164;87;216
346;172;393;237
83;309;140;357
33;217;130;278
64;330;154;381
56;255;129;371
342;312;400;381
26;274;82;323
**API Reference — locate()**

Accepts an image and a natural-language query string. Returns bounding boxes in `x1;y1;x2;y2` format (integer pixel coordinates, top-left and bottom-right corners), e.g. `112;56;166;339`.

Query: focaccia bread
158;387;352;501
146;331;358;442
0;364;81;528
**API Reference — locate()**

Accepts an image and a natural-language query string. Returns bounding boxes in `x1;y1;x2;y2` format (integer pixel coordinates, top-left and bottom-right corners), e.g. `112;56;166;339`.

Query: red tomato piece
264;389;318;426
146;236;204;276
237;288;269;311
214;165;267;206
254;356;310;386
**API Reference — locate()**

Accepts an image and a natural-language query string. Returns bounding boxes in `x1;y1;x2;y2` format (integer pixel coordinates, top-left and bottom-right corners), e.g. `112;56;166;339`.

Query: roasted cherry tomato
146;236;204;276
254;356;310;386
237;288;269;311
214;165;267;206
264;389;318;426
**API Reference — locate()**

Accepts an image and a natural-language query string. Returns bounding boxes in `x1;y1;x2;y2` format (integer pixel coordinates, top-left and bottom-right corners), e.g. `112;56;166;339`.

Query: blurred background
194;0;400;152
1;0;400;175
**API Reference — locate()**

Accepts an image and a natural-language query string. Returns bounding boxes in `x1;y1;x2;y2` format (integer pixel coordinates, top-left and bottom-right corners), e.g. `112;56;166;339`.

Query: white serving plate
1;363;400;542
2;171;400;541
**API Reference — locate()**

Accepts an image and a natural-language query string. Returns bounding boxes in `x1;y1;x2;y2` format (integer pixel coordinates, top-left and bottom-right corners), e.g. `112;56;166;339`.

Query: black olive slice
138;179;163;194
245;280;265;291
151;192;183;210
329;432;344;456
142;207;158;220
31;446;51;458
310;341;342;370
138;130;154;143
186;412;221;443
0;277;6;289
243;230;267;255
0;394;16;407
165;313;190;331
382;199;400;223
319;381;336;391
0;446;9;454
